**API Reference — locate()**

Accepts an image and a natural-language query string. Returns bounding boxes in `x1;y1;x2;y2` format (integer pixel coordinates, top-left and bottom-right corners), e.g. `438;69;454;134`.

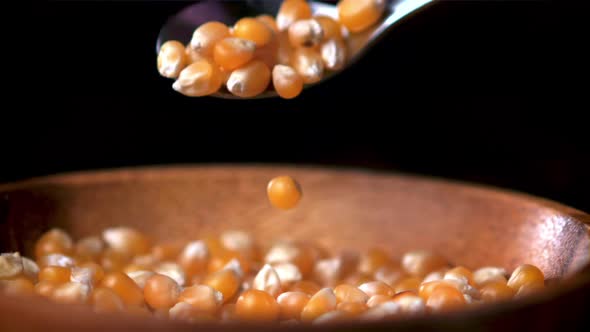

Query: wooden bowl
1;165;589;331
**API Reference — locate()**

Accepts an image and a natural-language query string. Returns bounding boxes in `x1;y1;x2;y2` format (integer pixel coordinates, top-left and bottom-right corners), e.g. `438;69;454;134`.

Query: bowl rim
1;164;589;329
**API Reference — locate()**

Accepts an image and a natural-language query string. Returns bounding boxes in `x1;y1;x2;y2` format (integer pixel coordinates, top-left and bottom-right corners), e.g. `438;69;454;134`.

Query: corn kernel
358;281;394;298
444;266;475;286
173;58;224;97
301;288;337;321
338;0;386;33
272;64;304;99
234;17;274;47
507;264;545;291
144;274;180;310
277;0;312;31
366;294;393;308
157;40;187;78
126;270;155;289
226;60;271;98
337;301;368;316
34;280;58;297
91;287;125;313
35;228;73;259
359;302;400;321
292;48;324;84
393;276;422;293
321;39;347;71
253;264;282;298
203;268;241;303
179;284;223;315
480;281;515;302
236;289;281;321
267;176;302;210
374;265;404;287
359;248;393;276
75;236;104;262
155;262;186;287
39;266;71;284
100;272;145;306
290;280;321;295
190;21;230;57
178;240;209;279
151;242;183;262
288;19;324;48
426;285;466;312
0;253;23;280
334;284;369;304
391;291;425;314
277;291;310;320
102;227;150;256
214;37;256;71
51;282;91;304
473;267;508;287
401;250;448;277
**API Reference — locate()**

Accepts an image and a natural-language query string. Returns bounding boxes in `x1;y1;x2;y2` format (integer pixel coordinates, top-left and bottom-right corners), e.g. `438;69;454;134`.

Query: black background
9;1;589;211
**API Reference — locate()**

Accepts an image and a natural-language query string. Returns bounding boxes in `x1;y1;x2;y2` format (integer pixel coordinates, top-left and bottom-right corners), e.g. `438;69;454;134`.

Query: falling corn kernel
267;175;302;210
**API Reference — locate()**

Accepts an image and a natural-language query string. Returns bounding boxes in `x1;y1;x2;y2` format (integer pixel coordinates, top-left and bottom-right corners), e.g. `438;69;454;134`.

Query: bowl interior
1;166;588;280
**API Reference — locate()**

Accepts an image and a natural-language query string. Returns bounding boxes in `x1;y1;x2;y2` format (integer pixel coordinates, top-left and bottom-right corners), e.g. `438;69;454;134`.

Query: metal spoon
156;0;434;99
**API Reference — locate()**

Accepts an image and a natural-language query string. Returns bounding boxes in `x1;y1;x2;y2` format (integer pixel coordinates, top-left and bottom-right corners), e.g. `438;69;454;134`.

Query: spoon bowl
156;0;434;99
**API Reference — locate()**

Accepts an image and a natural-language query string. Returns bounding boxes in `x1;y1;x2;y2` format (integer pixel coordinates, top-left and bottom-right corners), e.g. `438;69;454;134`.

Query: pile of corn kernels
158;0;386;99
0;227;546;324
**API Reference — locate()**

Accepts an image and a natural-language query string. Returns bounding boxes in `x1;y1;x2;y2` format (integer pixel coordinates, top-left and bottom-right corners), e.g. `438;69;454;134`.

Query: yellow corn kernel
226;60;272;98
337;301;368;316
272;65;304;99
100;272;145;307
480;281;515;302
288;19;324;48
267;176;302;210
300;288;337;321
190;21;230;56
91;287;125;313
143;274;180;310
38;266;71;284
401;250;448;277
173;58;224;97
507;264;545;291
102;227;151;257
35;228;73;259
292;48;325;84
179;284;223;315
277;291;310;320
277;0;312;31
425;285;466;312
157;40;187;78
338;0;386;33
213;37;256;71
203;268;241;303
233;17;274;47
321;38;347;71
236;289;281;322
334;284;369;303
358;281;394;298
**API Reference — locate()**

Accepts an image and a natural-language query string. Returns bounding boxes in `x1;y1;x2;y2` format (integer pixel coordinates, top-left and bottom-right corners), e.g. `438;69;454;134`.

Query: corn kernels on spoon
156;0;434;99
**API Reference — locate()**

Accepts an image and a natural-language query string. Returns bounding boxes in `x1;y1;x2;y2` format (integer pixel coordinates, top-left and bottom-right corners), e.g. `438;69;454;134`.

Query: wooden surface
0;165;588;331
